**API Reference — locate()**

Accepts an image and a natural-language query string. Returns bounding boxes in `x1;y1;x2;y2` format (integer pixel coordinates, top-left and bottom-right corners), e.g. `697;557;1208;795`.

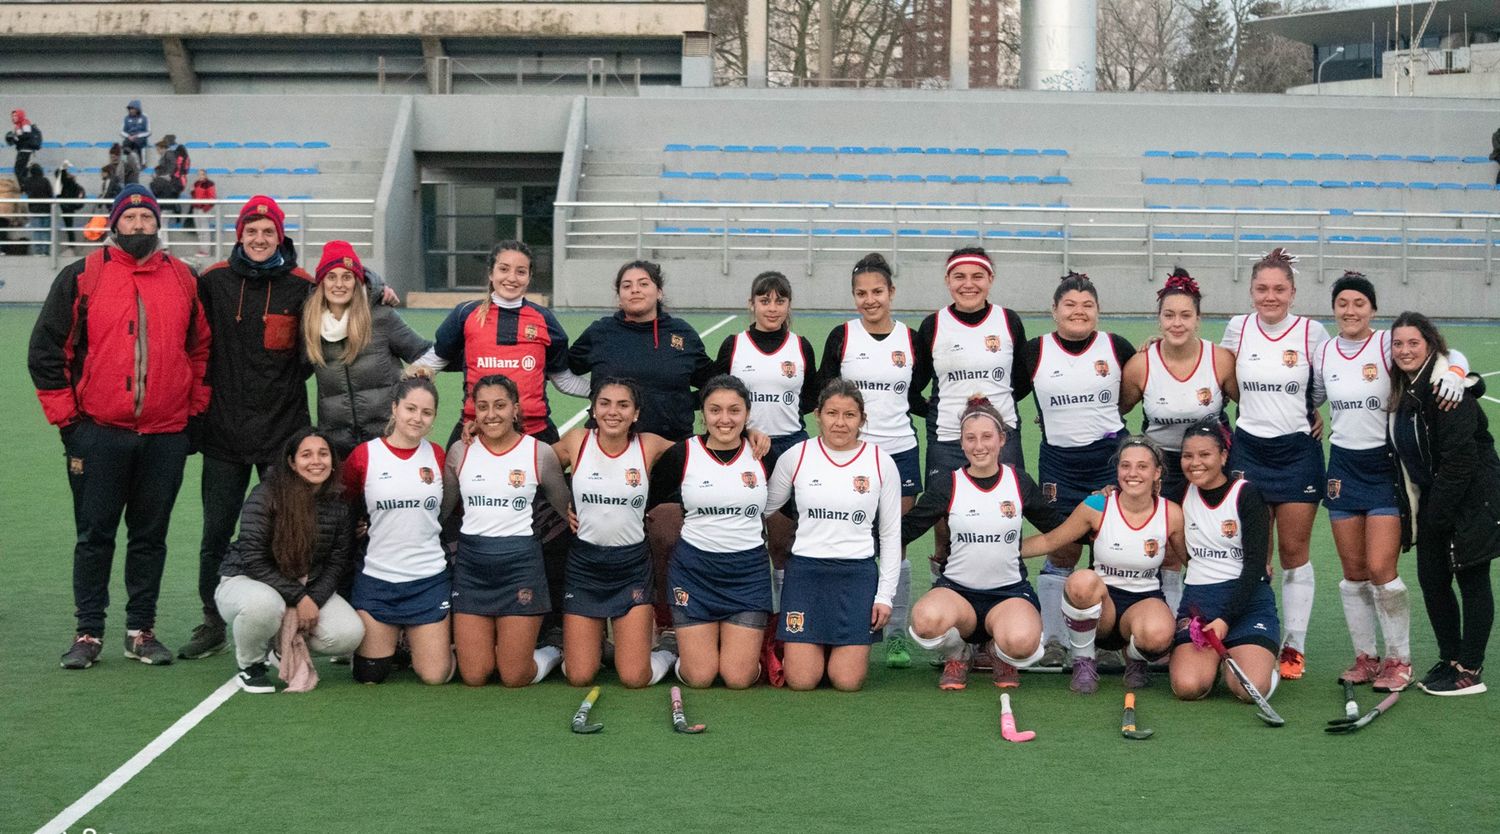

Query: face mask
116;232;158;260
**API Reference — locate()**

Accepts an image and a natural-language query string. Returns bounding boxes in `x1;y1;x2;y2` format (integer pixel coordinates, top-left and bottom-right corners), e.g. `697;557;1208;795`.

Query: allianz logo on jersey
751;391;796;406
946;368;1006;383
467;494;528;511
1331;397;1383;412
1242;380;1300;395
477;355;538;372
1048;390;1113;406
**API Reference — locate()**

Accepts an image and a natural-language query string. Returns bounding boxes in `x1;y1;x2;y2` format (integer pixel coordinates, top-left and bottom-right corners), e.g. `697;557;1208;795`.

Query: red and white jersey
1183;480;1248;586
1142;339;1224;453
1032;332;1124;448
943;466;1027;590
572;430;648;547
730;330;806;437
1092;494;1169;594
348;438;446;583
929;305;1018;440
840;321;917;453
1320;331;1390;451
680;437;768;553
457;434;539;538
1226;314;1328;438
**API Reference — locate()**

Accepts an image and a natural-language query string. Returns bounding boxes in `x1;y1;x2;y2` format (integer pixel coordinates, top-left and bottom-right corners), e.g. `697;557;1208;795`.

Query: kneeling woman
648;375;771;689
901;398;1065;691
216;428;366;693
767;380;902;691
1020;437;1183;695
1168;417;1280;704
343;377;453;685
443;374;571;687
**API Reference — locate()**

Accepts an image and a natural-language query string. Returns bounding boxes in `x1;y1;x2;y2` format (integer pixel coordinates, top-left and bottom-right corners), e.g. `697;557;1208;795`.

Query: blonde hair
302;279;372;367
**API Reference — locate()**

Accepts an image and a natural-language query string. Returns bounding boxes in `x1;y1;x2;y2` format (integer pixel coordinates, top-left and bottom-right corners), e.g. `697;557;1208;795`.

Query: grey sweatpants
215;575;364;668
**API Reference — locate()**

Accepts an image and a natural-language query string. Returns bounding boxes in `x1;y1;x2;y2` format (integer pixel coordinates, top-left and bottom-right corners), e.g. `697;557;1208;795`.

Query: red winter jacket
28;245;211;433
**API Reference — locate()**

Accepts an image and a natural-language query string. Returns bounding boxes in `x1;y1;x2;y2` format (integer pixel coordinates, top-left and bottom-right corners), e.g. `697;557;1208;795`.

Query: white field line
1484;396;1500;406
1482;371;1500;377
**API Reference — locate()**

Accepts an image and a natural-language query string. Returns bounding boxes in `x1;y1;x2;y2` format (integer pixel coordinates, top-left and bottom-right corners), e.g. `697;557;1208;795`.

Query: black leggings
1416;531;1495;669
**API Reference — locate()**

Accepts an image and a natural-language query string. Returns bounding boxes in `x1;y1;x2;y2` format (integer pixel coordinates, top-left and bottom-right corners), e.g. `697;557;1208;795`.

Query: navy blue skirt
933;576;1039;642
1099;585;1168;650
1038;435;1119;515
765;429;810;478
453;533;550;617
565;539;653;619
352;570;452;627
1228;428;1324;505
1160;449;1189;504
1173;578;1280;653
778;555;880;646
668;540;773;626
1325;444;1399;514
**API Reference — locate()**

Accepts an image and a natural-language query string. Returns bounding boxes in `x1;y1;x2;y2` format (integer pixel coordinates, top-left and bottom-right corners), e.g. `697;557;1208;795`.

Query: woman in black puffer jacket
1388;311;1500;698
215;427;365;693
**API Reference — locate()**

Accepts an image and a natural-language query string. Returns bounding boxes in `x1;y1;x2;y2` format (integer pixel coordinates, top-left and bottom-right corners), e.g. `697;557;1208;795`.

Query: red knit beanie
316;240;366;284
236;195;285;241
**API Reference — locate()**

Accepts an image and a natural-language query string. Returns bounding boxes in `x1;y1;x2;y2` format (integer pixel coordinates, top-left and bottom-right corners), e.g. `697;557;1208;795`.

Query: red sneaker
1340;653;1380;685
1373;657;1412;692
992;660;1019;689
939;649;972;691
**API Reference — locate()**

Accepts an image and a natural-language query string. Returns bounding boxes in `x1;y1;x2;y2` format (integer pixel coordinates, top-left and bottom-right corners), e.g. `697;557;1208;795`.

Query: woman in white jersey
714;271;819;603
554;378;677;688
1220;248;1329;680
1023;272;1136;667
902;397;1066;692
818;253;926;669
648;375;770;689
442;374;571;687
767;379;902;691
342;377;453;685
1021;436;1183;694
1169;418;1281;705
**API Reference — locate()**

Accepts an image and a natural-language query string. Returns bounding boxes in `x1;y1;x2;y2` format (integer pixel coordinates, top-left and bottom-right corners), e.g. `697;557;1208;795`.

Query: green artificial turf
4;305;1498;833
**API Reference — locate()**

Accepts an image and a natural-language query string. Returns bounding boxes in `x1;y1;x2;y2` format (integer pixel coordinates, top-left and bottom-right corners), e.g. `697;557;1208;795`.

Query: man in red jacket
28;183;211;670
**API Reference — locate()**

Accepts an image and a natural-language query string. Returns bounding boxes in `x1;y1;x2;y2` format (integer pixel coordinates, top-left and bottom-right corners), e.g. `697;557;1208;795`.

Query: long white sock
1125;635;1150;662
532;645;562;684
648;649;676;685
992;641;1045;669
908;625;965;658
1280;564;1315;653
1266;667;1281;700
1160;568;1185;618
887;560;912;638
1061;598;1102;660
1338;579;1379;657
1038;565;1071;646
1372;577;1412;661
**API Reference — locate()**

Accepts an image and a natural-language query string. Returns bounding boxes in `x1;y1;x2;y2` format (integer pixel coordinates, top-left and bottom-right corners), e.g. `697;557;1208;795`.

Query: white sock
532;645;562;684
674;658;686;684
1338;579;1379;657
648;649;676;686
887;560;912;637
992;641;1045;669
1061;598;1102;660
1280;564;1315;653
1160;568;1184;618
772;568;785;609
1125;635;1150;663
1372;577;1412;661
1266;667;1281;700
909;625;965;658
1038;568;1070;646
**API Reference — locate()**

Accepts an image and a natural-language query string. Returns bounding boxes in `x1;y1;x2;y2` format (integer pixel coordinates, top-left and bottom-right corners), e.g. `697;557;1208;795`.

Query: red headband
946;254;994;277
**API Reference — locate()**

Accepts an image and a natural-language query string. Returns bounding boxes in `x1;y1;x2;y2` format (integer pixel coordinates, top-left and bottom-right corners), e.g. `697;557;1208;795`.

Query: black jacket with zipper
219;481;353;606
312;303;432;459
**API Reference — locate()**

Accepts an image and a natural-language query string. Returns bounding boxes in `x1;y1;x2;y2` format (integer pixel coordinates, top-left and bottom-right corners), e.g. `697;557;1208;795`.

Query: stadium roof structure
1247;0;1500;46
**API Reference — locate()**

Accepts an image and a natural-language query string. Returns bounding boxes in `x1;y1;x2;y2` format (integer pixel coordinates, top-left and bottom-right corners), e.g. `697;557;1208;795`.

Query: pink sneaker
992;660;1019;689
1340;653;1380;685
1373;657;1412;692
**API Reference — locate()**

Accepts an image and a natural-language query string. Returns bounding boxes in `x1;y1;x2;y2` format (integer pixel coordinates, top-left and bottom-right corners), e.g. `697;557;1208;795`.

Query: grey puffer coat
314;304;432;458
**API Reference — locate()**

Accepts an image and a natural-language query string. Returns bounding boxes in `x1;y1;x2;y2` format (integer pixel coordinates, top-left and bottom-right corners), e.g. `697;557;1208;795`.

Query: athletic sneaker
60;634;103;669
992;660;1019;689
656;628;679;657
1070;656;1100;695
1278;646;1305;680
236;663;276;694
1373;657;1413;692
1037;640;1070;670
938;648;972;691
1422;665;1485;697
971;643;993;673
1123;658;1151;690
1097;649;1125;673
1419;660;1456;691
885;633;912;669
124;630;173;665
1340;653;1380;685
177;621;227;659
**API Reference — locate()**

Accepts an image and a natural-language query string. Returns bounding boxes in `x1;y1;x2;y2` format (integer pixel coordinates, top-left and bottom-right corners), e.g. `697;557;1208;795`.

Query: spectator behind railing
0;175;22;255
187;169;216;255
20;162;52;254
6;108;41;182
102;143;139;200
120;99;150;167
53;161;86;245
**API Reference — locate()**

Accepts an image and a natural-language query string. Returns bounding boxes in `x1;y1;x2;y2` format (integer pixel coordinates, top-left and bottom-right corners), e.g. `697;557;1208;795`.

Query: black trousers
64;422;189;636
15;148;33;183
1416;529;1495;669
197;456;268;624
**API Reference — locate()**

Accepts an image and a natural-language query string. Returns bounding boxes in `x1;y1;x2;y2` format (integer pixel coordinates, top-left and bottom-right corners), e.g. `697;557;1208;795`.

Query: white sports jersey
1092;494;1169;593
1229;314;1323;438
572;430;648;547
785;438;886;559
362;439;446;583
1143;339;1224;452
840;321;917;453
943;466;1027;590
680;437;768;553
458;435;539;538
1321;332;1390;451
929;305;1018;440
1183;480;1247;586
731;331;806;437
1031;332;1124;448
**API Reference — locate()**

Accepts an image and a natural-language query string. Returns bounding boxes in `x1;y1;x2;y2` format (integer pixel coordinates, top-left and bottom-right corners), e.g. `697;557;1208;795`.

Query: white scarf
492;292;523;310
321;309;349;343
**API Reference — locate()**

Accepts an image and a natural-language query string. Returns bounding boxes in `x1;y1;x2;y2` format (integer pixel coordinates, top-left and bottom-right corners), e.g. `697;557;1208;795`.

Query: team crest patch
742;471;759;489
1093;360;1110;377
891;350;907;368
631;588;646;604
780;360;796;378
671;334;685;350
508;469;526;488
1327;479;1342;500
128;193;143;205
1144;539;1159;557
1282;350;1299;368
68;456;84;475
342;256;355;270
785;611;805;634
1221;519;1238;538
999;500;1016;518
418;467;434;485
255;203;269;215
853;475;870;494
625;468;642;487
984;334;1001;353
673;587;690;607
517;588;534;606
1230;470;1245;481
1362;363;1379;382
1196;387;1213;406
524;323;538;340
1042;482;1058;503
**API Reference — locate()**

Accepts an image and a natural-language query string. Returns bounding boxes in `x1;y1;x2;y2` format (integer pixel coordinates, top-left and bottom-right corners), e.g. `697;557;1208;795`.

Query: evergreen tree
1174;0;1232;91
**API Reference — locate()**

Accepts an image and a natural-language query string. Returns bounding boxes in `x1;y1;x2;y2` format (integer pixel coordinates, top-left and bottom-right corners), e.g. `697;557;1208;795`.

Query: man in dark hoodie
53;160;86;245
120;99;150;167
20;162;52;254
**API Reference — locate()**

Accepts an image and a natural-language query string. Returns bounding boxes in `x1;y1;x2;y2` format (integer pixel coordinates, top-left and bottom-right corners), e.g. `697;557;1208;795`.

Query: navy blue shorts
1229;428;1324;505
1099;585;1168;651
352;570;452;627
1038;435;1119;515
452;533;550;617
933;576;1039;642
668;540;773;626
765;430;809;478
565;539;653;619
1324;444;1399;515
925;424;1025;484
1160;449;1189;504
1173;578;1280;653
890;446;922;497
778;555;880;645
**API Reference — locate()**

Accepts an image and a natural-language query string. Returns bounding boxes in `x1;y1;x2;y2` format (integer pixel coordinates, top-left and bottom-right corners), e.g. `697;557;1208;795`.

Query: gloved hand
1433;366;1465;406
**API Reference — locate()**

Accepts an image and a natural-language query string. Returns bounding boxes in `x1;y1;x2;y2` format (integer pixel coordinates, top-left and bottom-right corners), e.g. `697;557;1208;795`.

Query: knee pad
352;654;394;684
993;640;1045;669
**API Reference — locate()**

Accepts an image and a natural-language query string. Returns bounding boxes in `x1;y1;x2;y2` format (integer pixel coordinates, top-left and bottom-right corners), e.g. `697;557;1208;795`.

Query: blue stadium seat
1230;151;1257;159
1463;155;1490;164
774;228;802;235
1208;233;1235;241
1232;178;1262;187
1289;153;1315;161
1346;153;1374;161
925;147;953;155
1012;175;1041;184
781;145;807;154
1012;148;1040;156
985;229;1014;238
1350;180;1377;188
1435;182;1463;190
868;174;893;183
1178;232;1208;241
808;172;835;181
1202;178;1231;187
689;171;717;180
896;146;923;154
722;145;750;153
292;167;319;175
215;142;242;149
273;141;300;149
834;228;862;236
302;141;330;149
897;229;923;236
205;167;230;175
233;167;258;175
1041;175;1070;185
926;174;953;184
1374;154;1402;162
1378;181;1405;189
262;167;291;175
1317;153;1345;161
1261;178;1290;187
867;147;893;154
983;148;1011;156
895;174;923;183
837;173;865;182
1408;181;1436;190
662;170;689;179
1290;179;1317;187
691;144;719;152
1328;235;1355;242
1145;204;1170;210
749;172;776;181
719;171;748;180
1319;180;1349;189
740;228;772;235
925;201;952;206
1328;208;1352;215
1405;155;1433;163
243;141;271;149
1434;155;1461;163
925;229;957;237
751;145;778;153
1261;152;1287;160
64;141;91;148
1203;151;1230;159
1144;177;1171;185
1144;150;1170;158
1466;182;1496;191
777;173;805;182
955;174;981;184
1042;149;1068;157
955;147;981;156
985;175;1011;184
654;226;682;234
808;146;837;154
93;141;114;148
1447;236;1479;245
1171;150;1199;159
40;140;61;148
1173;177;1200;186
183;141;210;149
1414;236;1444;244
865;228;893;236
1241;233;1268;241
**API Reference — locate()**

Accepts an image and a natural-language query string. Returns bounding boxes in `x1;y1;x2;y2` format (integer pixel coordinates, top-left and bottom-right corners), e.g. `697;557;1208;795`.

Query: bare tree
1097;0;1185;91
709;0;749;83
709;0;912;86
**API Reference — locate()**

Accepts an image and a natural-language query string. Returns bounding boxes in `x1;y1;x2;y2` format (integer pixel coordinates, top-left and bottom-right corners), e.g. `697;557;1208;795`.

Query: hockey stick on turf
571;686;603;734
1197;624;1285;727
1120;692;1154;740
1325;691;1399;735
670;686;706;734
999;693;1035;743
1329;679;1360;725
